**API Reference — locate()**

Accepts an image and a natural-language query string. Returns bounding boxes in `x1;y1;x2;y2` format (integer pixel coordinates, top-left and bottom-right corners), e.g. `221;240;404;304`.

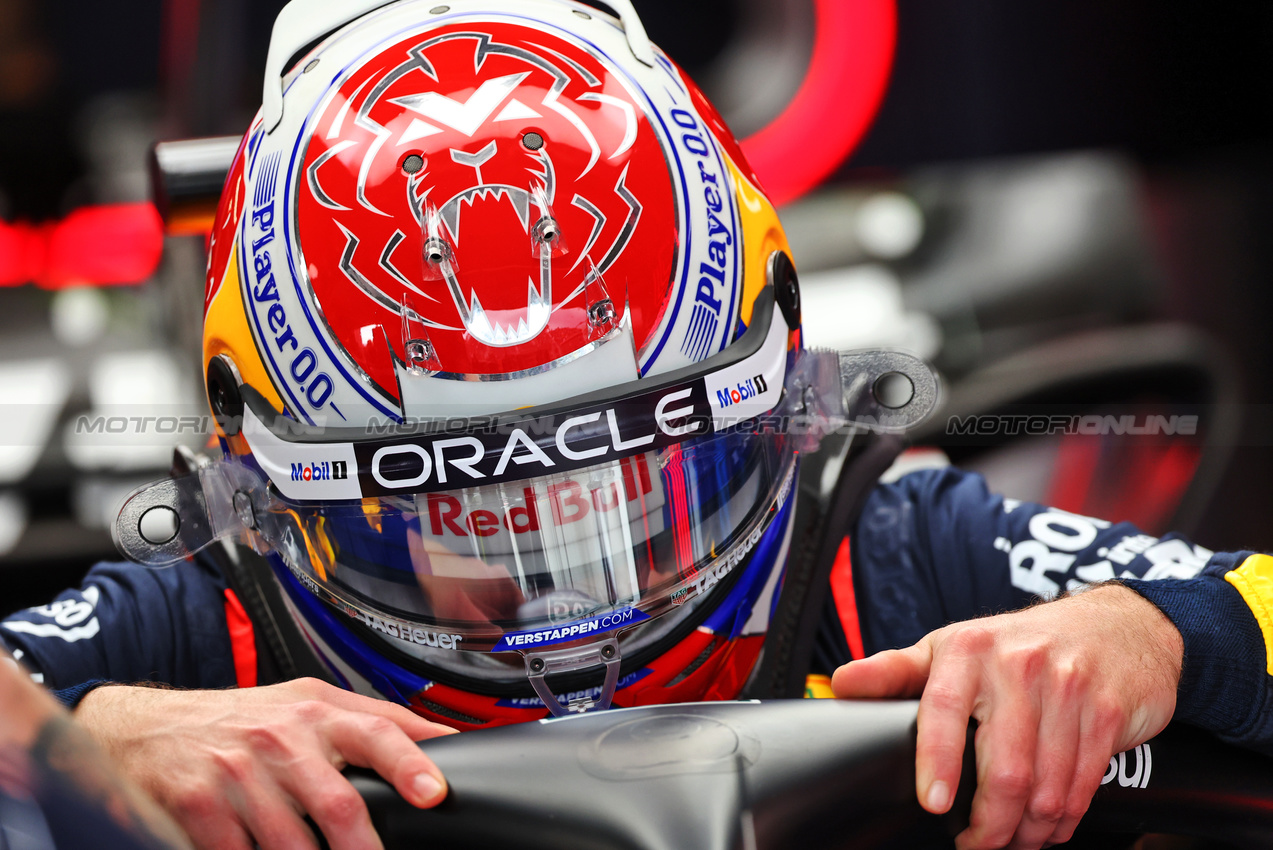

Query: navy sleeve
1123;554;1273;755
0;557;238;692
849;467;1273;754
850;467;1213;655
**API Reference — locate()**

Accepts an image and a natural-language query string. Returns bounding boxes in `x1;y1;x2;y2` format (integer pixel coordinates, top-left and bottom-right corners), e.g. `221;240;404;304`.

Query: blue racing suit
2;467;1269;753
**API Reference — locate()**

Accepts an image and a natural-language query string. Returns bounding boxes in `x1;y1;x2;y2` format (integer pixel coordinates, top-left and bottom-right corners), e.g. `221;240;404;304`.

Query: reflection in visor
267;428;791;651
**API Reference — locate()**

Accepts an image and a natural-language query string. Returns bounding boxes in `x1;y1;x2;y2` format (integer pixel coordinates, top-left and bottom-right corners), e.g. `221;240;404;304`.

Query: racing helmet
117;0;929;727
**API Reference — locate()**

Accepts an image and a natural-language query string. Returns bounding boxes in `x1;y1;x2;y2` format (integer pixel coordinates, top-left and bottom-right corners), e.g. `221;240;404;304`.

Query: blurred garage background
3;0;1273;613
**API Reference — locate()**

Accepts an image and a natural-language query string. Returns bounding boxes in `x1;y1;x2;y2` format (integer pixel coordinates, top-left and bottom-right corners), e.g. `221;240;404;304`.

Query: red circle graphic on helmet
296;23;677;396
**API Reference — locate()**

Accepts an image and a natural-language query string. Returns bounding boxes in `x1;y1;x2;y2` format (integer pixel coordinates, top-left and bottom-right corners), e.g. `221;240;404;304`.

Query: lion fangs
511;190;530;233
440;203;461;245
440;186;533;245
459;274;551;346
437;183;550;346
527;276;546;308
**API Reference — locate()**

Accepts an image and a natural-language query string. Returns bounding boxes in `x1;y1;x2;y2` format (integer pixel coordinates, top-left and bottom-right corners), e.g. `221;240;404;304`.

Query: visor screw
587;298;616;329
529;658;546;674
406;338;435;367
601;644;616;660
534;216;560;245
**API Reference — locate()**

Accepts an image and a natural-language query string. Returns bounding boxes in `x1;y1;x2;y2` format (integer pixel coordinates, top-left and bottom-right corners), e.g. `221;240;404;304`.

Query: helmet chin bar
523;637;623;717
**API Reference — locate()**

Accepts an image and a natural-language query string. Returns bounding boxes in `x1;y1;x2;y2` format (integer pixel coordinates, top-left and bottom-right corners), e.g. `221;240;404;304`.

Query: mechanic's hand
831;584;1182;850
75;677;457;850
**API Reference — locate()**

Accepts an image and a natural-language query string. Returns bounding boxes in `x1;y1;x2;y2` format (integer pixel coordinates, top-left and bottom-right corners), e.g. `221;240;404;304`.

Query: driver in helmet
1;3;1266;850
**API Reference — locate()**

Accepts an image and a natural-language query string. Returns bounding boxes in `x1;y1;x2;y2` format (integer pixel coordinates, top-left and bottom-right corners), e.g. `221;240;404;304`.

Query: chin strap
523;637;623;717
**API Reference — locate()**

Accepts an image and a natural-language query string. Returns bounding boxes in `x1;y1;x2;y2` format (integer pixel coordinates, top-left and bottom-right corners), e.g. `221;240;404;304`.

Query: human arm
2;559;456;850
0;557;239;694
832;582;1181;849
1120;551;1273;750
840;466;1212;658
828;467;1223;848
74;677;455;850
